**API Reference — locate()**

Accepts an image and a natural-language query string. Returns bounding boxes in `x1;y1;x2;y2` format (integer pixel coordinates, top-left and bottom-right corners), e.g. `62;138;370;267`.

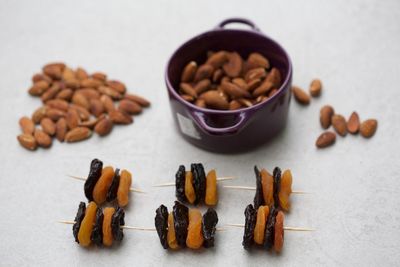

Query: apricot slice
253;205;269;245
278;169;293;211
261;169;274;206
117;169;132;207
77;201;97;247
274;211;284;252
185;171;196;204
93;166;114;204
102;207;115;246
167;212;179;249
205;169;218;206
186;209;204;249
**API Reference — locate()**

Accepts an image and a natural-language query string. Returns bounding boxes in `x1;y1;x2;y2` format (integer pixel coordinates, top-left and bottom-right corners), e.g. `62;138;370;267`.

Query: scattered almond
320;105;335;129
292;86;310;105
347;111;360;134
316;131;336;148
309;79;322;97
331;114;347;136
360;119;377;138
124;94;150;107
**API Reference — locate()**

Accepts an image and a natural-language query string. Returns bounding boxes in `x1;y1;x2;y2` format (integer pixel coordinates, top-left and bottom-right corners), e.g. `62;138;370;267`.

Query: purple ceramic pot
165;18;293;153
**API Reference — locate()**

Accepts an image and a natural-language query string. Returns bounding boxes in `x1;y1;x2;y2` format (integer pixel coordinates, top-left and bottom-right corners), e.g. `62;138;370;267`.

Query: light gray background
0;0;399;266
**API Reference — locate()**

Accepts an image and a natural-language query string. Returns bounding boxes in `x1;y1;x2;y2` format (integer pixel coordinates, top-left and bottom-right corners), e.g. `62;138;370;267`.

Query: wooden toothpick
224;223;315;232
223;185;309;194
67;175;146;193
153;176;235;187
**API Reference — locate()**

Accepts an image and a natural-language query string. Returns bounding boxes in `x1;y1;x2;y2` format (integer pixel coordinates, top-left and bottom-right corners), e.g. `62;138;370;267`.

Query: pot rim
165;27;293;115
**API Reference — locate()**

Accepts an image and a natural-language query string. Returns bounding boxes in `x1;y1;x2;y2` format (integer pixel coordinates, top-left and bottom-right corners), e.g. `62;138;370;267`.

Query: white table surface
1;0;399;266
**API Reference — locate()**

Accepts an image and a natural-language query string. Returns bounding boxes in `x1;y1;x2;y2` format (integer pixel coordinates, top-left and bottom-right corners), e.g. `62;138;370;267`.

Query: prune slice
253;166;264;209
175;165;186;202
106;168;120;202
272;167;281;209
202;208;218;248
73;202;86;243
84;159;103;201
264;206;277;249
155;204;169;249
173;201;189;247
90;207;104;245
191;163;206;204
242;204;257;250
111;207;125;242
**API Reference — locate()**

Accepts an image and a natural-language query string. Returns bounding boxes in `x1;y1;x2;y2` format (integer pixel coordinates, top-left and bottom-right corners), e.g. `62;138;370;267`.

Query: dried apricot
167;212;179;249
261;169;274;206
102;207;115;246
253;205;269;245
186;209;204;249
117;169;132;207
77;201;97;247
205;169;218;206
274;211;284;252
185;171;196;204
92;166;114;204
278;170;293;211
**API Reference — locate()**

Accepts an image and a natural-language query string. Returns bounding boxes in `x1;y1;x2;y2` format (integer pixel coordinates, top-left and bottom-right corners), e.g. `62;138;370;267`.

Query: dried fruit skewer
154;163;235;206
225;166;306;212
227;203;314;252
155;202;218;250
70;159;143;207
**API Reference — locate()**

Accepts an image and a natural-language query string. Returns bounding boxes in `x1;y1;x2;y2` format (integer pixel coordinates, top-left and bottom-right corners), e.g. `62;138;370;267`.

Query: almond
80;78;103;88
46;99;69;112
17;134;37;150
40;118;56;136
56;118;67;142
265;68;281;88
292;86;310;105
28;80;50;96
124;94;150;107
41;83;61;102
109;110;133;124
92;72;107;81
100;95;115;113
119;99;142;115
56;89;73;101
181;61;198;83
89;99;105;117
69;104;90;121
19;116;35;134
347;111;360;134
181;94;194;102
106;80;126;94
320;105;334;129
332;114;347;136
180;83;197;98
194;64;214;82
212;69;224;83
77;88;100;99
65;127;92;142
206;51;228;68
72;92;90;110
229;100;242;110
316;131;336;148
237;98;253;107
310;79;322;97
46;108;66;121
32;106;47;124
34;129;52;148
94;117;113;136
64;78;80;89
78;114;105;129
194;99;206;108
194;79;211;94
98;86;122;100
200;90;229;110
253;80;274;97
223;52;243;78
247;78;262;92
66;108;80;129
245;67;267;82
75;67;89;80
43;63;65;80
232;78;248;91
247;53;270;69
62;67;76;81
360;119;377;138
32;73;52;84
221;81;251;99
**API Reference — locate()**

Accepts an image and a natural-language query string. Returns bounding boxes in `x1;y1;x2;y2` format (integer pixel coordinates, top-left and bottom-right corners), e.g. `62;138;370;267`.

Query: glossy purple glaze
165;18;293;153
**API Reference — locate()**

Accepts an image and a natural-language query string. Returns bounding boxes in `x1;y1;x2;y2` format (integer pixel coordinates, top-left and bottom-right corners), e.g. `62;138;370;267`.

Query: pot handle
215;18;260;32
190;111;250;135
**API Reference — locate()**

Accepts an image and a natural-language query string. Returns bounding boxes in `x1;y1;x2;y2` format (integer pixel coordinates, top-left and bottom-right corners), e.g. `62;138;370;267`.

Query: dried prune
191;163;206;204
106;168;120;202
272;167;281;209
155;204;169;249
253;166;264;209
175;165;186;202
173;201;189;247
73;202;86;243
90;207;104;245
264;206;277;249
242;204;257;250
202;208;218;248
111;207;125;242
84;159;103;201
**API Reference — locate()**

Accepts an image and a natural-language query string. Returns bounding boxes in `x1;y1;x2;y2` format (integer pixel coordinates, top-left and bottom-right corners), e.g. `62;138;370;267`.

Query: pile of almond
178;50;282;110
316;106;378;148
17;63;150;151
